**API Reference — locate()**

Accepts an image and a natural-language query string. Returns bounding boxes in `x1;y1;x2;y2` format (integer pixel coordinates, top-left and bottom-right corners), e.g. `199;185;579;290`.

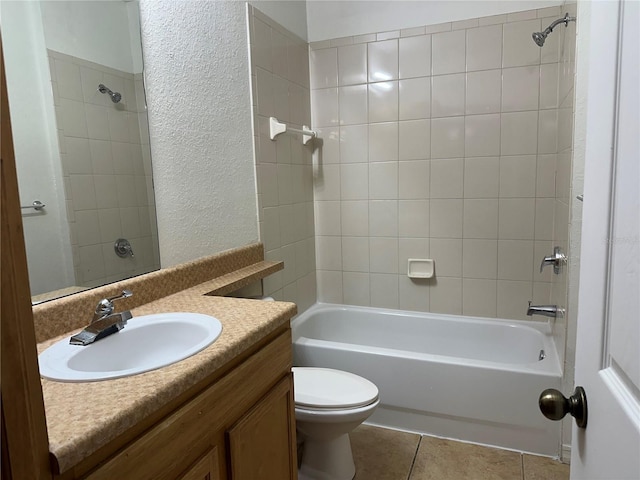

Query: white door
571;0;640;478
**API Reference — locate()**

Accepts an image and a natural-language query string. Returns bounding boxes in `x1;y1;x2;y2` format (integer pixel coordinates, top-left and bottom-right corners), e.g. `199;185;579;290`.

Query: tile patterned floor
351;425;570;480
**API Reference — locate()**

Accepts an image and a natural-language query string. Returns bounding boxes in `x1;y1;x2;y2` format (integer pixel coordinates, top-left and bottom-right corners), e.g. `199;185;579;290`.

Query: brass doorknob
539;386;588;428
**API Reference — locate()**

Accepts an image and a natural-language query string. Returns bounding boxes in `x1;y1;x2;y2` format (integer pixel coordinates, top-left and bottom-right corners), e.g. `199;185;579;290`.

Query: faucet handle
106;290;133;302
539;247;567;274
93;290;133;322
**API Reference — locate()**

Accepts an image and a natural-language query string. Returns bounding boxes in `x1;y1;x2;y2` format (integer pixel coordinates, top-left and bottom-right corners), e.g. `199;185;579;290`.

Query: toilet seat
292;367;379;410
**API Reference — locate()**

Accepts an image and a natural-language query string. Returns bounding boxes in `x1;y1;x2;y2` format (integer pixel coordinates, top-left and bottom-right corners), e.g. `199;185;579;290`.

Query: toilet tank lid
292;367;379;409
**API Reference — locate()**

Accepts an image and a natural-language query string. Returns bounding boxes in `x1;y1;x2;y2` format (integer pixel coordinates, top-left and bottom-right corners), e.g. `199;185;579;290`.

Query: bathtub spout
527;302;564;319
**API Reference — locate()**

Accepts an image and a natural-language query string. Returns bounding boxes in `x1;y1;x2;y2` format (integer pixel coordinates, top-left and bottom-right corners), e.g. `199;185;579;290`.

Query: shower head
532;12;576;47
532;30;550;47
98;83;122;103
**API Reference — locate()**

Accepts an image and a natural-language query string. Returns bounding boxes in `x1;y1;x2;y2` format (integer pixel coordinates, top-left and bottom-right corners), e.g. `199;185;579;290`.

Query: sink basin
39;313;223;382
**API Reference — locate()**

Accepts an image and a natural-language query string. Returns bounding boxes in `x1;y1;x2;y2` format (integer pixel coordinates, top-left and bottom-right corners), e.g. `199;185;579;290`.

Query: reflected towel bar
21;200;46;211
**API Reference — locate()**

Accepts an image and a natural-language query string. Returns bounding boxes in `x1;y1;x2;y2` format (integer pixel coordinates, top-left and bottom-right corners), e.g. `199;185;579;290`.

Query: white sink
39;312;223;382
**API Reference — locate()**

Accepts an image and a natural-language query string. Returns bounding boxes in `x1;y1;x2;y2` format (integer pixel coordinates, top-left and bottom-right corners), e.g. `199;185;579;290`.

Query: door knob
539;386;587;428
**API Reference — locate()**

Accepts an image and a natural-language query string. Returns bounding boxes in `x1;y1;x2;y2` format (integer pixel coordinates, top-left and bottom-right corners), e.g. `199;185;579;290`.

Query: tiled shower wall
50;50;159;288
310;6;574;321
248;6;317;312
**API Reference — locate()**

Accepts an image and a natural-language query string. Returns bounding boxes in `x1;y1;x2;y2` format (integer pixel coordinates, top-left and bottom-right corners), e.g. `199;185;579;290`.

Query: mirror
1;0;160;304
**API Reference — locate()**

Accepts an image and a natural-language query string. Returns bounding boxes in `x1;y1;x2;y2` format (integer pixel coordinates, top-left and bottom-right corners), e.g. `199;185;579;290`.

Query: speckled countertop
38;285;296;474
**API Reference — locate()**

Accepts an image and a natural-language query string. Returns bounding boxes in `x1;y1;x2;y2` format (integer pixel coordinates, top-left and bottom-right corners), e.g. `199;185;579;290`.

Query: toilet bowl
292;367;379;480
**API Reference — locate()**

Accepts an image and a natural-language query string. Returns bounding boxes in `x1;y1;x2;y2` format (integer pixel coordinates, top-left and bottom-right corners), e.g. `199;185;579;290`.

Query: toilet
292;367;379;480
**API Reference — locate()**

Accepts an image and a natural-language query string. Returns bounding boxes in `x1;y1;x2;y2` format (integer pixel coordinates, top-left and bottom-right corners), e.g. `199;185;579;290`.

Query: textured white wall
307;0;563;42
1;1;75;295
139;0;259;268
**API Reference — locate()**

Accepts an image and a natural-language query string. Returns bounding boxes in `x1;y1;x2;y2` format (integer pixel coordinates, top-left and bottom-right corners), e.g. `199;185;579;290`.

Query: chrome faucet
70;290;133;346
526;301;564;319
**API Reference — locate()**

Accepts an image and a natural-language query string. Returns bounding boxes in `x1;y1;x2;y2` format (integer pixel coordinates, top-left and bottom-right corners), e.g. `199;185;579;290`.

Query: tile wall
49;50;159;288
310;6;574;321
248;6;317;312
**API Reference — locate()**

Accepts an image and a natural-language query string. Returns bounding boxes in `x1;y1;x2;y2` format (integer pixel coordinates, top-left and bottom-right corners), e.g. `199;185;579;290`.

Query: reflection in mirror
1;0;160;304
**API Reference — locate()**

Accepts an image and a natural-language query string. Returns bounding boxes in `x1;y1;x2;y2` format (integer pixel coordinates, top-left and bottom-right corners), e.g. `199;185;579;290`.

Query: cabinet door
177;448;220;480
227;375;297;480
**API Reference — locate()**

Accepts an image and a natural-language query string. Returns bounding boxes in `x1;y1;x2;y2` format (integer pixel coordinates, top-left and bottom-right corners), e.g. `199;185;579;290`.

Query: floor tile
351;425;420;480
409;436;523;480
523;454;570;480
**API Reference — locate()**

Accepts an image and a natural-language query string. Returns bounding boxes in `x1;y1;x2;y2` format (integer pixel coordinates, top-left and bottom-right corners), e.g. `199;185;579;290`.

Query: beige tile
432;30;466;75
398;238;430;274
399;120;431;160
311;87;339;127
465;114;501;157
523;454;570;480
341;163;369;200
502;19;541;68
466;69;502;115
466;25;503;72
464;157;500;198
343;272;370;306
430;238;462;277
338;43;367;86
400;78;431;120
351;425;420;480
429;277;462;315
462;278;497;318
370;238;399;274
340;125;368;163
370;162;398;199
399;160;430;199
369;200;398;237
502;66;540;113
431;117;465;159
432;74;465;118
368;39;399;82
399;35;431;79
369;81;399;123
410;436;523;480
399;276;430;311
310;47;338;89
342;237;369;272
317;270;343;304
370;273;399;309
430;199;463;238
399;200;430;238
339;84;368;125
341;201;369;236
369;122;399;162
430;158;463;199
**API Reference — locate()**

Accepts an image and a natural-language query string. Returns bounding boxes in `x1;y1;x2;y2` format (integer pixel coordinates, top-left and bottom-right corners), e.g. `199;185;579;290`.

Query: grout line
406;435;423;480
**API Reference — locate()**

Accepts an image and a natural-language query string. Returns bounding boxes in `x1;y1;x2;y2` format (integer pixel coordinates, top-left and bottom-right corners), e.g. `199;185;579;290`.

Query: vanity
31;245;298;480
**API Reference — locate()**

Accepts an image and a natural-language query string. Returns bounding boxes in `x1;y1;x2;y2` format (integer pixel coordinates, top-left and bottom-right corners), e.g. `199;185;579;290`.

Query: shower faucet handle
540;247;567;274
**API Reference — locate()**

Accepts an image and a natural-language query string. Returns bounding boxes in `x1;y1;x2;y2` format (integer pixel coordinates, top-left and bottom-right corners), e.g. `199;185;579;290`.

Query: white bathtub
291;303;562;456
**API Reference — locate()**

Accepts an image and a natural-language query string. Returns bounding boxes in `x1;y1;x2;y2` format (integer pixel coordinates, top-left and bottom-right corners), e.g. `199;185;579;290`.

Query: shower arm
544;13;576;34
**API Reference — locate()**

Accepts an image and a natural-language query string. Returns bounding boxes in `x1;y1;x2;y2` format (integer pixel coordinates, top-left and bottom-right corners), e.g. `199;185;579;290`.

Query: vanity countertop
37;285;297;474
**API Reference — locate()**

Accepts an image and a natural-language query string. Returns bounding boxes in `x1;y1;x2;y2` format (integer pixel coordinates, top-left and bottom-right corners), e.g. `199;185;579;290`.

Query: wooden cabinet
228;378;297;480
75;330;297;480
177;449;220;480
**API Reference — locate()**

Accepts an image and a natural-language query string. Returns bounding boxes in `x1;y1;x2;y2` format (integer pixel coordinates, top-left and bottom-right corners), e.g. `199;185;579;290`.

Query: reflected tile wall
248;5;317;312
310;6;576;322
49;50;159;288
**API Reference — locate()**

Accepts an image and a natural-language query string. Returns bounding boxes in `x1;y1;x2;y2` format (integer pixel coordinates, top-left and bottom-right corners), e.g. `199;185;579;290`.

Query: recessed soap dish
407;259;434;279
